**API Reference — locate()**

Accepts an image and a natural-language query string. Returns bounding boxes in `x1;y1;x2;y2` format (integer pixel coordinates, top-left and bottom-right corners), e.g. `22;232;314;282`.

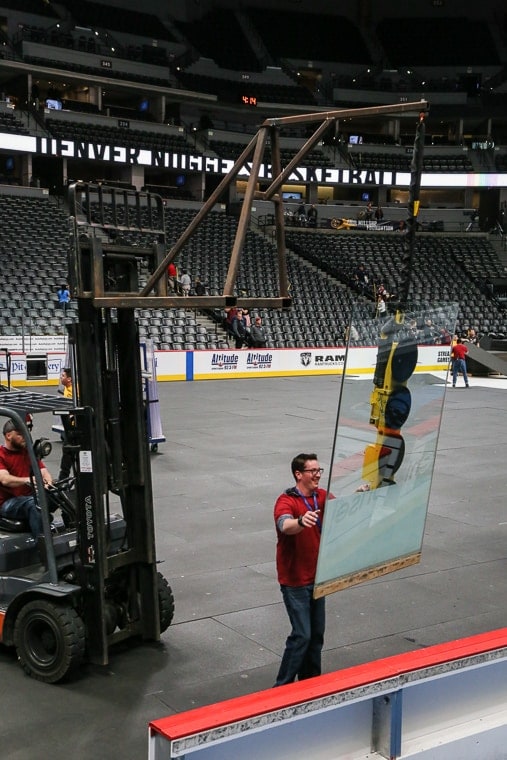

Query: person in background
194;276;206;296
438;328;451;345
307;204;318;228
273;453;328;686
58;367;74;481
249;316;267;348
464;328;480;345
422;318;438;345
344;324;359;344
296;202;307;227
353;263;369;296
231;308;247;349
0;419;54;538
242;307;251;333
167;261;178;291
224;306;237;344
56;283;71;314
59;367;73;399
376;294;387;318
450;338;470;388
179;270;191;297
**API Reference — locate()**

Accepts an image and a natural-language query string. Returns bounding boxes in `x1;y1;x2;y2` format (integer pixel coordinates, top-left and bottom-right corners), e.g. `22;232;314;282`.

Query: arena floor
2;371;506;760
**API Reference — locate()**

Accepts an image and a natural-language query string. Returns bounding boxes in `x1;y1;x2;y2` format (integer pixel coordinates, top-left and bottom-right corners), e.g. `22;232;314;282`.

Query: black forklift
0;184;175;682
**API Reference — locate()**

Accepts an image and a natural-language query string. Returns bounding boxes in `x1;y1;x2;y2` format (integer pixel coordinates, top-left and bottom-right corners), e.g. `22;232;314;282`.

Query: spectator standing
56;283;71;314
224;307;237;343
273;453;327;686
231;308;247;349
376;295;387;318
377;283;391;301
180;270;191;297
167;262;178;291
307;204;318;228
375;204;384;222
353;264;369;295
242;307;251;332
250;317;267;347
297;203;307;227
450;339;470;388
58;367;74;481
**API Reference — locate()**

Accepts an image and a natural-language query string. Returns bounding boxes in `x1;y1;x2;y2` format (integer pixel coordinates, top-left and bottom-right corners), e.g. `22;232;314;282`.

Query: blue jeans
275;584;325;686
452;358;469;386
1;495;42;537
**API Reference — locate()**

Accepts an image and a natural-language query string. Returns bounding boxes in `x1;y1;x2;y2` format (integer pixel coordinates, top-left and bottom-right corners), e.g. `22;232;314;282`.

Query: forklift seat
0;515;29;533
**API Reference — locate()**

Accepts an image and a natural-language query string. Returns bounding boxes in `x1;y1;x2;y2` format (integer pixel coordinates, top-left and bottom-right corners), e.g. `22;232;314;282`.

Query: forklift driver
0;419;54;538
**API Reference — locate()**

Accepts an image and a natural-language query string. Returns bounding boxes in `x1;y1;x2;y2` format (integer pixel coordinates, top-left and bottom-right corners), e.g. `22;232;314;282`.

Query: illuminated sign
1;132;507;188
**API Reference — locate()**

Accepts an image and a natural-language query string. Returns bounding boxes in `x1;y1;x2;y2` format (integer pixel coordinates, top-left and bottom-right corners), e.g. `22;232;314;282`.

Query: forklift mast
67;183;168;664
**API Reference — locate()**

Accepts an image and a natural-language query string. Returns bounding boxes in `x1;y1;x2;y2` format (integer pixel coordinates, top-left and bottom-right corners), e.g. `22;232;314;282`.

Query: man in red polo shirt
451;338;470;388
273;452;327;685
0;419;53;537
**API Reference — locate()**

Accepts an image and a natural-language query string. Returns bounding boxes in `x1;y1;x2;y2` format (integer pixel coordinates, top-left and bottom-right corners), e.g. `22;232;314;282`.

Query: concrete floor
1;372;506;760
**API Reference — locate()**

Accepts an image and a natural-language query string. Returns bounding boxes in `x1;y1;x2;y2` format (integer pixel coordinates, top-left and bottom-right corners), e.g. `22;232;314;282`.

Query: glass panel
315;301;459;597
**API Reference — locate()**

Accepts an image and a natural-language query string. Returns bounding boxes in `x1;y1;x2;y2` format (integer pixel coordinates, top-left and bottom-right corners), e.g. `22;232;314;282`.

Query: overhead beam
92;296;292;309
261;99;428;127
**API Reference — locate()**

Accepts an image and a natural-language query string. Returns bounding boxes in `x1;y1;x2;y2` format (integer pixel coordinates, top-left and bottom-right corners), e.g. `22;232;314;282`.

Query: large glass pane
315;302;459;597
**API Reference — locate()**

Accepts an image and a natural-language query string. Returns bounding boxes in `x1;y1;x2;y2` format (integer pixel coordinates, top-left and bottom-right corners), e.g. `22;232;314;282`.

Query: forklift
0;184;175;682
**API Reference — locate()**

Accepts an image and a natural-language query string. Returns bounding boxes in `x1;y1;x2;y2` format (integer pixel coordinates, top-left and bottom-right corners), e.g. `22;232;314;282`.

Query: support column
372;691;403;759
131;165;145;191
458;118;464;145
22;154;32;187
152;95;165;124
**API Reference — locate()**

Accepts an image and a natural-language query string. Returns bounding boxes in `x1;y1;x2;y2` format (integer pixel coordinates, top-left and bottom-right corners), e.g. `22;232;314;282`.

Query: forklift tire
13;599;85;684
157;573;175;633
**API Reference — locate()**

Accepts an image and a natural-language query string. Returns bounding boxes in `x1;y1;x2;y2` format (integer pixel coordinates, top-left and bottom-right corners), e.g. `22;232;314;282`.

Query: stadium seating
1;194;506;350
45;119;194;155
1;0;507;356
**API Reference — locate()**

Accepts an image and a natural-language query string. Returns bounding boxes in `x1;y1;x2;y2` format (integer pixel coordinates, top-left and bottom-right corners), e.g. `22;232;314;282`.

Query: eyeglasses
302;468;324;476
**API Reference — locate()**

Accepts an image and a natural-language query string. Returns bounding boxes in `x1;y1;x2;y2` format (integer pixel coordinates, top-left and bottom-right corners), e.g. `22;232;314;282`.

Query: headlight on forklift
34;437;52;459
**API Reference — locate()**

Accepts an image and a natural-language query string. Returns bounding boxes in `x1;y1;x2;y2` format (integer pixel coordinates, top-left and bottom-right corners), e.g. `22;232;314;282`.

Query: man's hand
41;468;53;488
299;509;320;529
